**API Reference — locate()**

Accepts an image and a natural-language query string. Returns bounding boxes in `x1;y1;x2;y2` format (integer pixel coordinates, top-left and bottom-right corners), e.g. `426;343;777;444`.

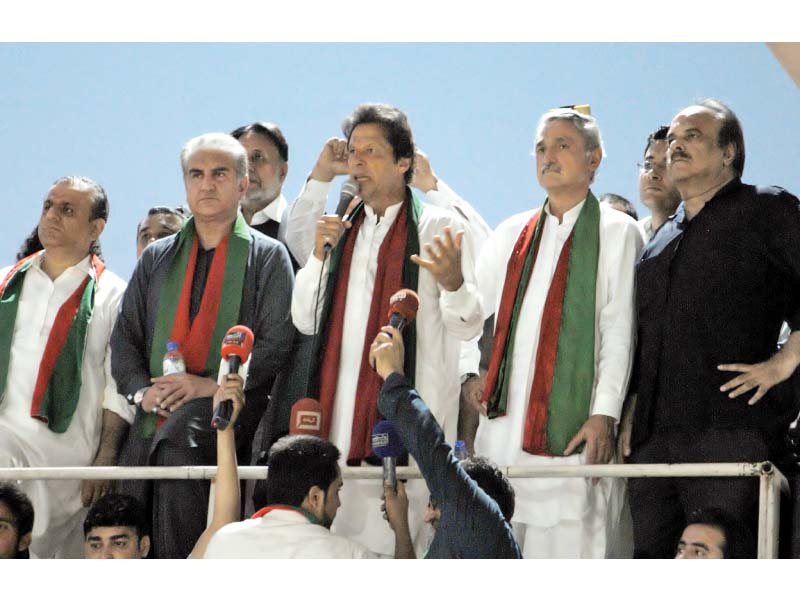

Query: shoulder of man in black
638;204;686;264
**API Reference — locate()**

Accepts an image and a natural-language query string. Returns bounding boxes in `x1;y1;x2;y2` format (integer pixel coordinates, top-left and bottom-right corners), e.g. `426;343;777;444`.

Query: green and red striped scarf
481;193;600;456
0;251;105;433
141;214;251;439
309;188;423;464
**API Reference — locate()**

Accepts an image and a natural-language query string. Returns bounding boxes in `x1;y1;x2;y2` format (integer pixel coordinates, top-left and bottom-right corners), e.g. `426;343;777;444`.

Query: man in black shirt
628;99;800;558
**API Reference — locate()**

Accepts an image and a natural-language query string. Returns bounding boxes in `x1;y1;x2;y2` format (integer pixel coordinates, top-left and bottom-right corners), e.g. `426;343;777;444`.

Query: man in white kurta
472;109;643;558
0;177;133;558
291;105;483;556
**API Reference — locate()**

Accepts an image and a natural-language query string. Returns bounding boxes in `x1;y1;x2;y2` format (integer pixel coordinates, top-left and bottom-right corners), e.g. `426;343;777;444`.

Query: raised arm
371;327;518;557
189;374;245;559
284;138;348;266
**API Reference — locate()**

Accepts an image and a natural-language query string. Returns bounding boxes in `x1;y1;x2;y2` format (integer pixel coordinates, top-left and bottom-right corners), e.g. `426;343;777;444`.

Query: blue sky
0;43;797;279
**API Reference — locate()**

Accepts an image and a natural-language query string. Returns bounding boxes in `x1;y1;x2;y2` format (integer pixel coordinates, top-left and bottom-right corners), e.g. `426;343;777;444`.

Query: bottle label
163;356;187;375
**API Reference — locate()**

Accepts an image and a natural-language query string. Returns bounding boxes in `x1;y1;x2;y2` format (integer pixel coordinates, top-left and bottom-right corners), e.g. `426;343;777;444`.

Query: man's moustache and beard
542;162;561;175
243;177;278;211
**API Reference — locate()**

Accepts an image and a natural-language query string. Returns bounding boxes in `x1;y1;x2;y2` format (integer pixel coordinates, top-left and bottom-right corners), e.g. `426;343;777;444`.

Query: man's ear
90;218;106;241
138;534;151;558
396;157;411;179
17;531;31;553
302;485;325;515
278;162;288;184
722;143;736;168
588;147;602;173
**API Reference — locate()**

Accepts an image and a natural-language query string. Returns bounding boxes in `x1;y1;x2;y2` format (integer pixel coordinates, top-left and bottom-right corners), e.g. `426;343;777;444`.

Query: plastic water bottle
162;341;187;375
454;440;468;461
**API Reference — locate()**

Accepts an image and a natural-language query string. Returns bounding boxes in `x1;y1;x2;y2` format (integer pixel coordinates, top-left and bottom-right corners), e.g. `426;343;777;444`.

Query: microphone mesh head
387;289;420;322
341;178;359;199
220;325;254;361
290;398;323;436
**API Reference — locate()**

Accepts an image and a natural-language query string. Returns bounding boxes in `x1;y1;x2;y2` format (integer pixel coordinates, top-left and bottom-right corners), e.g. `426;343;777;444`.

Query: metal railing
0;461;789;558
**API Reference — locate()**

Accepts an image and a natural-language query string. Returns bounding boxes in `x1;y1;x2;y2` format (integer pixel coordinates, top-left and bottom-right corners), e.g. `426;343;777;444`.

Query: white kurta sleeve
284;178;332;268
291;254;330;335
591;219;644;421
459;337;481;379
100;283;135;424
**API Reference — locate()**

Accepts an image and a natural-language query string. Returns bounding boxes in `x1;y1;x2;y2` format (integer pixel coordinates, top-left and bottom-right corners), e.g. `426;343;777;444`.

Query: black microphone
324;178;359;254
211;325;254;430
371;420;404;490
335;178;359;218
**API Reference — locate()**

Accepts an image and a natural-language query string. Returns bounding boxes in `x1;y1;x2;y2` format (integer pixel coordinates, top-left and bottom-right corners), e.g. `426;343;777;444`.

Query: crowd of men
0;98;798;559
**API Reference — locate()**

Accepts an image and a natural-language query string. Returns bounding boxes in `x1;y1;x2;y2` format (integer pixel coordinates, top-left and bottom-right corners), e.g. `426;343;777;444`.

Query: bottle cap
166;341;178;352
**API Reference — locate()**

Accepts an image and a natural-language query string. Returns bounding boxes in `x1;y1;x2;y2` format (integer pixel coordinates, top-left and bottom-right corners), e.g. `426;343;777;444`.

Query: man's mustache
671;150;691;161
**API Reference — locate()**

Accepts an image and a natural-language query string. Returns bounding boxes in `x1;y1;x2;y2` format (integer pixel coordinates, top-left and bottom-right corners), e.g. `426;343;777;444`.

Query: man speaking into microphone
291;103;484;556
111;132;295;558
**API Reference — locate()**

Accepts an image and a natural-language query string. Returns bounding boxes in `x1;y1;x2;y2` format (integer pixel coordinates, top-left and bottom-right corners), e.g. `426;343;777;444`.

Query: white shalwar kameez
474;201;642;558
0;255;133;558
292;179;483;556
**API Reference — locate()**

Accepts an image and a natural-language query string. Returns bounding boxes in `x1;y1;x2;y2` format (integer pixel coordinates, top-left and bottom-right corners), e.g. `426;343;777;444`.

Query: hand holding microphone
315;178;360;258
212;374;245;432
369;289;419;379
211;325;254;430
371;420;404;491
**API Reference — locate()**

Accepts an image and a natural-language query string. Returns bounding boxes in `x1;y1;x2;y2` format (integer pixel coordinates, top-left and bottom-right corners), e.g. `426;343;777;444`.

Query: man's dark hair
16;226;44;261
696;99;746;177
83;494;149;540
135;205;188;236
600;193;639;221
231;122;289;163
461;456;516;523
49;175;108;257
643;125;669;157
0;483;34;559
341;103;415;184
684;506;755;559
265;435;341;507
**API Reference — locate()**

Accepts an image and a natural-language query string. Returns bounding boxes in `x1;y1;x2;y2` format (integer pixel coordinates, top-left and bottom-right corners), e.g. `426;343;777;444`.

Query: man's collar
35;252;93;276
251;504;322;526
250;194;287;226
672;177;741;226
544;196;587;225
363;199;403;223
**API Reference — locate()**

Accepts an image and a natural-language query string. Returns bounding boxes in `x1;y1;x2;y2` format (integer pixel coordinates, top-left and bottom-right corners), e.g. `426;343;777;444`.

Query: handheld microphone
289;398;324;437
335;178;360;218
371;420;404;490
386;289;420;332
324;178;359;254
211;325;254;431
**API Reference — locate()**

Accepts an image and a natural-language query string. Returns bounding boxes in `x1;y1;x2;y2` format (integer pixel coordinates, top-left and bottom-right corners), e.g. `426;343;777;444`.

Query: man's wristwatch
127;387;149;408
